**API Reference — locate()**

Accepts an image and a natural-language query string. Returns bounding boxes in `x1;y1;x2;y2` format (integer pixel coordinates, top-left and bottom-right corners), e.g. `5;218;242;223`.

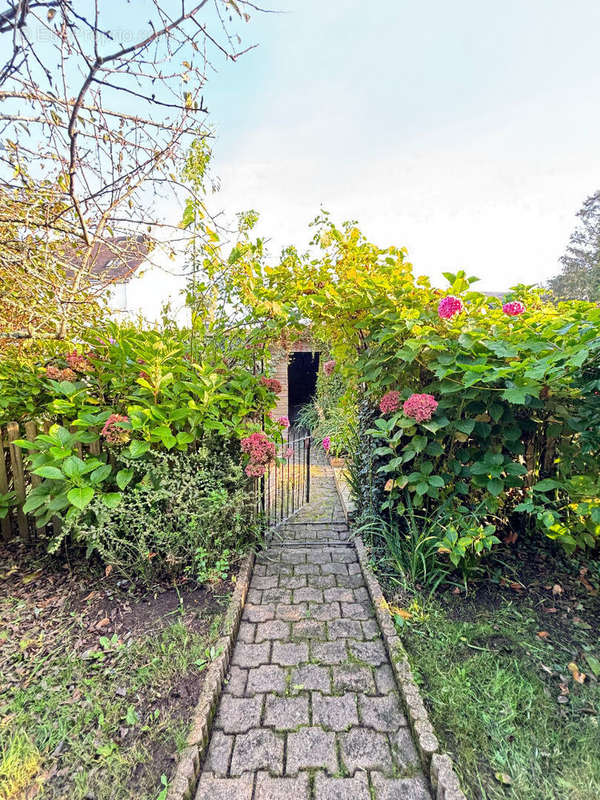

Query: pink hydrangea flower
322;436;331;453
260;376;282;394
379;391;401;414
437;295;464;319
245;462;266;478
101;414;130;445
66;350;94;373
277;416;290;428
403;393;438;423
323;360;336;376
241;432;277;465
45;365;77;382
502;300;526;316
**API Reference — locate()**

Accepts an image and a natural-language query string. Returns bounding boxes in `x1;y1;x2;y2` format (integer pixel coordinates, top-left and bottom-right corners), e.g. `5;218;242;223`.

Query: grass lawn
393;545;600;800
0;546;234;800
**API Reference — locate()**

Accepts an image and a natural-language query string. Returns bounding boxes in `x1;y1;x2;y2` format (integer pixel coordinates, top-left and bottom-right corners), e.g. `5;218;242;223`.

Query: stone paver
195;448;431;799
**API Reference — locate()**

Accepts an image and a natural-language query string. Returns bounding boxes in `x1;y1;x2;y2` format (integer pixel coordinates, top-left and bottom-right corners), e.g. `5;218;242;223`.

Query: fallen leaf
573;617;592;629
579;575;598;596
494;772;512;785
96;617;110;629
510;582;524;592
389;605;412;620
537;631;550;639
22;570;43;585
552;583;563;596
105;565;113;577
584;654;600;677
543;607;558;613
504;531;518;545
567;662;586;684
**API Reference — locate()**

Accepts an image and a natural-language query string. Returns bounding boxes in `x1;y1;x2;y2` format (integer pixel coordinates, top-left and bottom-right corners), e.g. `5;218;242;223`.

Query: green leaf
584;654;600;677
428;475;445;488
116;469;134;490
90;464;112;484
62;455;87;479
502;387;531;404
23;492;48;514
412;435;428;453
33;466;65;480
102;492;122;509
127;440;151;459
487;478;504;496
67;487;94;510
455;419;475;435
13;439;38;450
48;493;70;512
533;479;562;492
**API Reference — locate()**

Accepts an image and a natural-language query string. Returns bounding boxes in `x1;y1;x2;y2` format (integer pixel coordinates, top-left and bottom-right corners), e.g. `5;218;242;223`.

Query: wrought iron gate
257;433;311;528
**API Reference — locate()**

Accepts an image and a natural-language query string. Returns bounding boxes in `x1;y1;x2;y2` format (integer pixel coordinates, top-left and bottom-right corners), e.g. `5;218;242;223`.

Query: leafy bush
59;447;259;585
231;217;600;578
295;358;357;456
3;320;286;533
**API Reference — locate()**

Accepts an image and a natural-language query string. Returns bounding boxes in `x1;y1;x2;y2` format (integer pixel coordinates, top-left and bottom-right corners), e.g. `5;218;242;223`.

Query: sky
126;0;600;320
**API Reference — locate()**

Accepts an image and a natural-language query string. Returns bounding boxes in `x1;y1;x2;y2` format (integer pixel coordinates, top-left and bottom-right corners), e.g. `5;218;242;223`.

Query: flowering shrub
46;365;76;382
2;321;285;543
437;295;464;319
235;218;600;563
66;350;94;373
260;376;282;394
101;414;130;445
322;436;331;452
241;431;277;477
503;300;526;316
277;415;290;428
403;393;438;423
379;390;401;414
323;359;336;376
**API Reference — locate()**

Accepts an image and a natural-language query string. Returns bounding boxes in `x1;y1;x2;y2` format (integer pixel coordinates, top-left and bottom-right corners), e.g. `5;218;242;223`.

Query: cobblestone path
196;450;432;800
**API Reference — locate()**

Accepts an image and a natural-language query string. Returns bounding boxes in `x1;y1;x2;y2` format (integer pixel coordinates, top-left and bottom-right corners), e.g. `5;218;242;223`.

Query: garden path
195;449;432;799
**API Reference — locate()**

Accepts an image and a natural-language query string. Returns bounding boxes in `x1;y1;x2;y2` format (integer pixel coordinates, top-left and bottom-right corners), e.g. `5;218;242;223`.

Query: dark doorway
288;351;320;426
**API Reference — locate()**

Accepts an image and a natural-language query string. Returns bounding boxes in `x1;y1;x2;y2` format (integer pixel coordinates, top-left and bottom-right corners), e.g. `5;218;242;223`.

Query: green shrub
231;218;600;580
59;447;259;585
295;360;357;456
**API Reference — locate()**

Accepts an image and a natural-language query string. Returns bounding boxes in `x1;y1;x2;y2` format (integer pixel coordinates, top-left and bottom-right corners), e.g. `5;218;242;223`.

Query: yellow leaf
567;662;586;684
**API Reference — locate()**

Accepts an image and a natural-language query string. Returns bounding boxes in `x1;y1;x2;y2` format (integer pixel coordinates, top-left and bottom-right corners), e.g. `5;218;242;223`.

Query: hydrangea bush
232;217;600;563
1;321;287;538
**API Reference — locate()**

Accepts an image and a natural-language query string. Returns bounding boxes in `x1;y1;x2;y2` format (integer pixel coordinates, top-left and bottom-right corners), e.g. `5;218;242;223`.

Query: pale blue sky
129;0;600;315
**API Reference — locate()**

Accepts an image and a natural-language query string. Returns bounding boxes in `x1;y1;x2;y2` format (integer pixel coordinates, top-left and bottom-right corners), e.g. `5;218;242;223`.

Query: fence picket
24;422;40;489
6;422;29;541
0;428;11;540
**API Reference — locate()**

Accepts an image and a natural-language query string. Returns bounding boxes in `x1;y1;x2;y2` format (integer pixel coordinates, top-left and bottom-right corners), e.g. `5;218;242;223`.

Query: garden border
329;455;467;800
166;549;255;800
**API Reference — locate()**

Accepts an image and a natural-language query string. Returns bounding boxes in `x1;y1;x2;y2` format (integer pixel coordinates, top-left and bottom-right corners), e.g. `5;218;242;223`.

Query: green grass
401;600;600;800
0;592;225;800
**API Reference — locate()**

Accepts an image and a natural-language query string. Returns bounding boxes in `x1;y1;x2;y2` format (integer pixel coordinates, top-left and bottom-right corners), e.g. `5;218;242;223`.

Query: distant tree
548;191;600;301
0;0;259;342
